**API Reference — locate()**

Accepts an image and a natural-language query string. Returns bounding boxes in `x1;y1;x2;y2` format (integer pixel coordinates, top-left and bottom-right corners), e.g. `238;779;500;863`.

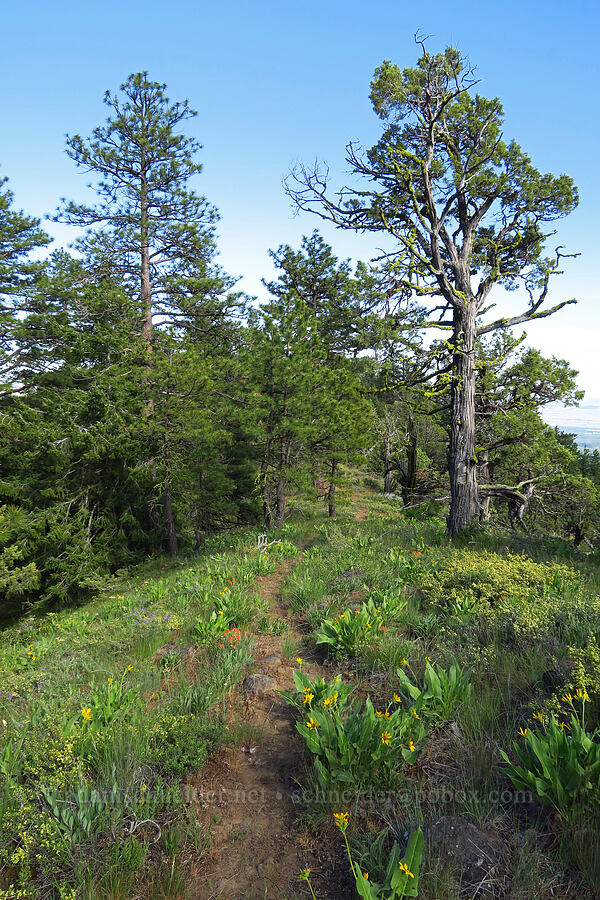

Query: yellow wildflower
561;693;572;703
127;665;133;672
411;707;420;719
381;730;392;745
323;695;334;707
306;717;318;730
107;677;114;684
400;658;408;666
393;693;402;703
519;727;528;737
532;712;543;721
81;707;92;722
376;709;390;719
398;861;414;878
424;656;432;662
296;657;303;664
303;692;315;705
333;811;349;829
408;739;416;752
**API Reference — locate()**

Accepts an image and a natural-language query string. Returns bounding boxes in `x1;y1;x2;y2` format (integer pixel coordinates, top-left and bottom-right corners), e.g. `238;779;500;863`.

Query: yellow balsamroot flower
333;811;349;829
363;872;369;880
381;731;392;745
81;707;92;722
532;711;543;721
306;717;318;730
519;727;528;737
408;739;416;752
575;688;590;700
303;692;315;705
323;695;334;708
400;658;408;666
375;709;390;719
393;693;402;703
561;693;573;703
296;657;303;665
398;861;415;878
107;677;114;684
424;656;432;662
411;707;420;719
127;665;133;672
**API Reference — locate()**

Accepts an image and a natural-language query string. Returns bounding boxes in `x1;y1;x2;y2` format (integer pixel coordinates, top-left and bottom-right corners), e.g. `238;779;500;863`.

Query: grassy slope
1;476;599;898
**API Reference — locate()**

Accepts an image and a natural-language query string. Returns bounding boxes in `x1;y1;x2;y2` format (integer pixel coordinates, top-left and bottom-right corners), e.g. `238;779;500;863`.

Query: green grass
2;479;600;898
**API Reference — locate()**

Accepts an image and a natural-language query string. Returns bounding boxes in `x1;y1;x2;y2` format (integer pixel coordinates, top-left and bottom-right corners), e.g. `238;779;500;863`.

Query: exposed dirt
186;554;348;900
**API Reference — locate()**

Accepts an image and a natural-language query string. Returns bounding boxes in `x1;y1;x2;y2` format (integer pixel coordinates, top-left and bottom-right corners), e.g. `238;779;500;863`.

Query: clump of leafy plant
395;659;473;722
294;693;425;790
316;603;386;659
501;692;600;817
301;814;424;899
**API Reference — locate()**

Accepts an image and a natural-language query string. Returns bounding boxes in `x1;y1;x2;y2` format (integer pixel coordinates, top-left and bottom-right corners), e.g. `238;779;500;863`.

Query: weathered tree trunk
447;304;479;536
478;450;491;522
402;410;418;506
328;460;337;517
383;431;394;494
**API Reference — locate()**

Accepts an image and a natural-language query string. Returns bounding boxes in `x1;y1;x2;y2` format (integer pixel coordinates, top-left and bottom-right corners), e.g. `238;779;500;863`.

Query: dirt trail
187;553;330;899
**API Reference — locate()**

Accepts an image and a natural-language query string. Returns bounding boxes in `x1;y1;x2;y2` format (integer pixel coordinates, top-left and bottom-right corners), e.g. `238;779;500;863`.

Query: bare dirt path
186;552;346;900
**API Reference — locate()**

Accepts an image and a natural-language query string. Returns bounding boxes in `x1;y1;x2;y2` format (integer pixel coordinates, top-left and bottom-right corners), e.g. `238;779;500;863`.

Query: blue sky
2;0;598;395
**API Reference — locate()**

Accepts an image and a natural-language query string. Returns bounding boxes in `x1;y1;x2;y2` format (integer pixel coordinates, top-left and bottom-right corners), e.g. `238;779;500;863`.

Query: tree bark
328;460;337;517
383;430;393;494
402;410;418;506
447;304;479;536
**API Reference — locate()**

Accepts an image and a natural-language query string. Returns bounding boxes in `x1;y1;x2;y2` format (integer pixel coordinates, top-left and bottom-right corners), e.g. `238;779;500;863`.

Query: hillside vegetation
1;480;600;899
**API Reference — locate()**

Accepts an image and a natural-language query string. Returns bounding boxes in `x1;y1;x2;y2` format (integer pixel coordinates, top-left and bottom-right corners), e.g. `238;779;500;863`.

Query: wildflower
393;693;402;703
323;695;334;707
298;868;311;881
376;709;391;719
296;657;303;665
400;658;408;666
381;730;392;745
424;656;432;662
363;872;369;880
408;739;416;752
398;861;415;878
81;707;92;722
519;727;528;737
411;707;420;719
218;610;223;616
532;711;543;721
219;643;225;648
561;693;573;703
107;677;114;684
333;811;349;829
126;665;133;672
306;717;318;730
303;692;315;705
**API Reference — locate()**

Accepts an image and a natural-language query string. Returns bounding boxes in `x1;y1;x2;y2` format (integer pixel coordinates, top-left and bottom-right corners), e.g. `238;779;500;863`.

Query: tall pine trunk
447;304;479;536
328;460;337;517
383;431;393;494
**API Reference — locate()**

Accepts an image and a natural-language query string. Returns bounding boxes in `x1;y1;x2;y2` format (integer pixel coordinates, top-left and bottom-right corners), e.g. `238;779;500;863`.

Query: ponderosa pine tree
0;173;52;388
287;43;579;535
58;73;242;555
